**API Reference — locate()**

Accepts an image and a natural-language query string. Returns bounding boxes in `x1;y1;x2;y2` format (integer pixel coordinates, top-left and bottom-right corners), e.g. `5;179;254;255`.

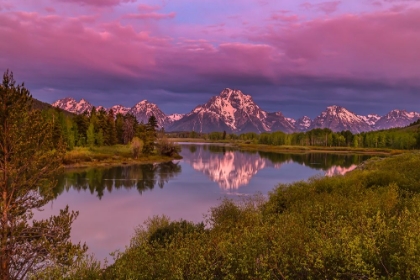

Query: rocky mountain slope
52;89;420;133
309;105;372;133
374;110;420;130
52;97;93;114
128;100;167;128
168;88;271;133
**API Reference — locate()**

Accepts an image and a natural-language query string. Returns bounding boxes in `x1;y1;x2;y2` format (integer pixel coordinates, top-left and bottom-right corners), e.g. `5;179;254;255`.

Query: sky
1;0;419;118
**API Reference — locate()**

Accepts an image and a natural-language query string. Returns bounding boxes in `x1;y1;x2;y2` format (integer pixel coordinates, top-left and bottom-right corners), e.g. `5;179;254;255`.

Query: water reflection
181;145;372;189
41;144;380;261
325;165;358;176
54;162;181;199
54;145;376;197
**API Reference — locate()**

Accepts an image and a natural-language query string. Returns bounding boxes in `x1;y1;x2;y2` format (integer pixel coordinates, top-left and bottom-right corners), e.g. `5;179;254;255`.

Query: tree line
170;126;420;150
47;106;163;154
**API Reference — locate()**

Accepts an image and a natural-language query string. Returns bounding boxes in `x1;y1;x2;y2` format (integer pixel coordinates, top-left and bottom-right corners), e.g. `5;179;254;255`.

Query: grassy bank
168;138;405;155
167;138;232;144
37;151;420;279
63;145;181;168
235;143;406;155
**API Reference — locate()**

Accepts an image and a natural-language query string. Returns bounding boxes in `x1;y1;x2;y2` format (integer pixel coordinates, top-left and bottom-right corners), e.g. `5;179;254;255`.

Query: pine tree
115;113;124;144
142;116;158;154
123;114;137;144
0;70;86;280
87;122;95;147
107;109;118;145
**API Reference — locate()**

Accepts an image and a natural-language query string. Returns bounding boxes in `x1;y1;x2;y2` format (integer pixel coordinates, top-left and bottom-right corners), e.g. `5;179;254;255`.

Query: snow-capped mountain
309;105;372;133
166;113;184;124
110;105;130;115
374;110;420;130
52;91;419;134
128;100;167;128
295;116;312;132
358;114;381;127
52;97;93;114
265;112;296;133
168;88;270;133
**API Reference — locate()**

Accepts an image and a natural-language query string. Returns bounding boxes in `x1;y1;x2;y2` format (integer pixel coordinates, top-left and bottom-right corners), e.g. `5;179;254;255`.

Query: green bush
60;152;420;279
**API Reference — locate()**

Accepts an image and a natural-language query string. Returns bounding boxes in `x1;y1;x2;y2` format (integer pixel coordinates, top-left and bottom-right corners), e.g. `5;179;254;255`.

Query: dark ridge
32;98;75;117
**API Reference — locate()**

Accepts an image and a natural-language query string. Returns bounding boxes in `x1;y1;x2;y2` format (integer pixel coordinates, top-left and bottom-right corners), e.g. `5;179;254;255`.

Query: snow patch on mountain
375;110;420;130
110;105;130;115
358;114;381;126
310;105;372;133
128;100;167;128
295;116;312;131
166;113;184;123
52;97;93;114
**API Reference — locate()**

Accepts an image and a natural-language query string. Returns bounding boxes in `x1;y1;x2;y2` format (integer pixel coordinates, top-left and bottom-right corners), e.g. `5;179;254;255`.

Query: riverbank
168;138;405;155
235;143;405;155
47;151;420;279
168;138;232;144
63;145;182;168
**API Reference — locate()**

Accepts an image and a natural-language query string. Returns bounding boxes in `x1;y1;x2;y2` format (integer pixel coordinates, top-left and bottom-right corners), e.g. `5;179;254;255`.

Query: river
36;143;377;261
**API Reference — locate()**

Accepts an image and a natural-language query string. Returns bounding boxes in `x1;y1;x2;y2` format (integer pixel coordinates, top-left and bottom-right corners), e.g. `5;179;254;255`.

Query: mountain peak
129;100;166;127
52;97;93;114
311;105;371;133
51;92;420;134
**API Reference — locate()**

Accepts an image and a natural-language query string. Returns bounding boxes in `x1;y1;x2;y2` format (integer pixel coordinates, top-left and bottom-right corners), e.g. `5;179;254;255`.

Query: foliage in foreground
0;70;85;280
39;152;420;279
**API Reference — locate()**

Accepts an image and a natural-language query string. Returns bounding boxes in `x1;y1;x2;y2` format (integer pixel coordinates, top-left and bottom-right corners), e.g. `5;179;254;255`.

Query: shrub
130;137;143;159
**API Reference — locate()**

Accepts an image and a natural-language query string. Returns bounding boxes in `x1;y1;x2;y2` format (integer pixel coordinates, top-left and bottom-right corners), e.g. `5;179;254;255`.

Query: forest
169;123;420;150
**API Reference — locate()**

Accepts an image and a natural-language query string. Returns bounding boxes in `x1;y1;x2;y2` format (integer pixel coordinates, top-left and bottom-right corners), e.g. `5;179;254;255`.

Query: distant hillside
400;119;420;132
32;98;74;117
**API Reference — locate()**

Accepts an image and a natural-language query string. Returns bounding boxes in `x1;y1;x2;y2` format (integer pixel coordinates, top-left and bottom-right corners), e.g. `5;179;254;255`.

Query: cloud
301;1;341;14
137;4;162;12
45;7;56;13
1;4;419;115
123;12;176;20
58;0;136;7
257;9;420;88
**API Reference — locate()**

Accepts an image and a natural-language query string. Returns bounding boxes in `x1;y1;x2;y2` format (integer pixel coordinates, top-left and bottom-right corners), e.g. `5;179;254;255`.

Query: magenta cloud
1;0;419;116
59;0;136;7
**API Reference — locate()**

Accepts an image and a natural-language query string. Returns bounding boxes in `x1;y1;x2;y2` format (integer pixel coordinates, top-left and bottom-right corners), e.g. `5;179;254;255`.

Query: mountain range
52;88;420;134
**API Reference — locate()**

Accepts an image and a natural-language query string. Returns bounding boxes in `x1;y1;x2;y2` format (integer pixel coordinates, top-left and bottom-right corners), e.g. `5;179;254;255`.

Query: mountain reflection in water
181;144;373;189
54;145;376;196
44;144;379;261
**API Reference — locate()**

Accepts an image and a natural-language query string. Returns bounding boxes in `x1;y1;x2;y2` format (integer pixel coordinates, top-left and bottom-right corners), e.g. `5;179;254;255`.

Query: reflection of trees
54;162;182;199
257;152;374;171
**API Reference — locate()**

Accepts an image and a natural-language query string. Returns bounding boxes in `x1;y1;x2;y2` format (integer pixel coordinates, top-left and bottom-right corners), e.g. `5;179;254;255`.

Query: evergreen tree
96;108;109;145
87;122;95;147
115;113;124;144
123;114;137;144
143;116;158;154
107;109;118;145
96;129;104;146
73;113;89;146
0;70;86;280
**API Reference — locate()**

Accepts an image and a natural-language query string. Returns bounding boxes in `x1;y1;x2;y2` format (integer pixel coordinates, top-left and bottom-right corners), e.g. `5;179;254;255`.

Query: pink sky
1;0;419;117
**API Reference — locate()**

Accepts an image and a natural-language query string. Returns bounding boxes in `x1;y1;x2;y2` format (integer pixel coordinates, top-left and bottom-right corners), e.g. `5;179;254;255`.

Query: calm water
36;144;376;261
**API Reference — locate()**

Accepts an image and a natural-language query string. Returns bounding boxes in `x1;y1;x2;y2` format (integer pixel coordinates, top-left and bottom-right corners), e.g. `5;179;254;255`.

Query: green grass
64;145;178;167
235;143;405;155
